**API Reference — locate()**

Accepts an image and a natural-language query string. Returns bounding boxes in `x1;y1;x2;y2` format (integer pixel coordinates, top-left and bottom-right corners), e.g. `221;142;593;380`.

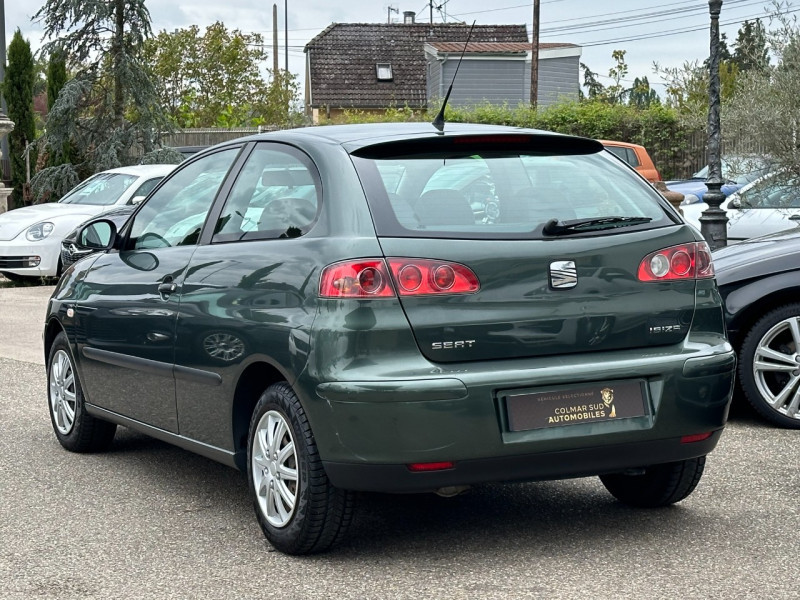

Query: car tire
247;382;354;555
738;303;800;428
599;457;705;507
47;332;117;452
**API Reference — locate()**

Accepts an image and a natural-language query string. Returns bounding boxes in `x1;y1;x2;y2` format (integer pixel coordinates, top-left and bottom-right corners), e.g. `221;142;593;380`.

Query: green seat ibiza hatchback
44;123;735;554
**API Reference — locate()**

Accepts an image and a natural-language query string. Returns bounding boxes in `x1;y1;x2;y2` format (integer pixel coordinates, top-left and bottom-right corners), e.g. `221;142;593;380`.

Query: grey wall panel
429;55;580;108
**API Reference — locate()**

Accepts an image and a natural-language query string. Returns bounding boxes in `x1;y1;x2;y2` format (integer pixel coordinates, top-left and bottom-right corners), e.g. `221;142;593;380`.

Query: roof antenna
432;20;476;133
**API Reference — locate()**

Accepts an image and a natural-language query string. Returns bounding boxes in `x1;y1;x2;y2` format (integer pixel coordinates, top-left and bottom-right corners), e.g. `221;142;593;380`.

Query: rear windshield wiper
543;216;652;236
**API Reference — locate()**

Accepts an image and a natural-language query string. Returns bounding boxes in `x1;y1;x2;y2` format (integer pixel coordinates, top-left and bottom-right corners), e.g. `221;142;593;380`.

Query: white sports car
0;164;175;280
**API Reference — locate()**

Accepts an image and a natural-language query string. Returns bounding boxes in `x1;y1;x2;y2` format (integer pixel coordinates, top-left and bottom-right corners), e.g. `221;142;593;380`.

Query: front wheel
247;382;354;555
599;457;706;507
738;303;800;428
47;332;116;452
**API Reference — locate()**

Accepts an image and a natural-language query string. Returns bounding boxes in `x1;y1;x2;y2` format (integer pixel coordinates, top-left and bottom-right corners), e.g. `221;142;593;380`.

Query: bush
324;101;698;179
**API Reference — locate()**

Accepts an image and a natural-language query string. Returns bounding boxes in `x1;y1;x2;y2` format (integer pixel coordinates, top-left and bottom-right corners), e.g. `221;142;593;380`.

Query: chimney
403;11;416;24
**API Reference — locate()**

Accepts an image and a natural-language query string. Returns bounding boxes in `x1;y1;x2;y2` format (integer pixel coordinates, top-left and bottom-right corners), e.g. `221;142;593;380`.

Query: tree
733;19;770;74
580;50;630;105
724;9;800;179
2;29;37;208
605;50;629;104
45;47;71;169
580;63;605;100
654;59;738;127
46;47;67;112
31;0;176;201
143;22;302;128
628;77;660;109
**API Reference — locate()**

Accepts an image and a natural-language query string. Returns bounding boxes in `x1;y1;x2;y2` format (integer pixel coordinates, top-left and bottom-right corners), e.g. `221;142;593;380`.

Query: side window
127;177;163;204
212;144;320;242
626;148;641;167
605;146;627;163
127;148;240;250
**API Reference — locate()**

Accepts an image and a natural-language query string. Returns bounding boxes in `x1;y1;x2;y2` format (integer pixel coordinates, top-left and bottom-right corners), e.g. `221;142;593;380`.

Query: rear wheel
738;303;800;428
47;332;116;452
247;382;354;555
599;457;705;507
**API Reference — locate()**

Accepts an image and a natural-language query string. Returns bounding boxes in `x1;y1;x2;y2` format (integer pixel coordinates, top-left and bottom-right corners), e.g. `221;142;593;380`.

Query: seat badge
549;260;577;289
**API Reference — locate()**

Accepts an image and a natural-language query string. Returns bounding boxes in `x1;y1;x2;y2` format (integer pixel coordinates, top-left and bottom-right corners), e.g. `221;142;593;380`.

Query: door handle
158;281;178;295
790;215;800;221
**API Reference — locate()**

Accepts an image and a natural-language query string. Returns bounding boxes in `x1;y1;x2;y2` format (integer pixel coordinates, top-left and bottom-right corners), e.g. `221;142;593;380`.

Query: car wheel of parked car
247;382;354;555
599;457;706;507
738;303;800;429
47;332;117;452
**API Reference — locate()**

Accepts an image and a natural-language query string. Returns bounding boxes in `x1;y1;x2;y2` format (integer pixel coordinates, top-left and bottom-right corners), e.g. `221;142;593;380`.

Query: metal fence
648;130;770;181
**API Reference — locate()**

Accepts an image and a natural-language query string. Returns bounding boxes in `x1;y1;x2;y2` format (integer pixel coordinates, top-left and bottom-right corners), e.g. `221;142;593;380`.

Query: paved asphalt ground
0;281;798;599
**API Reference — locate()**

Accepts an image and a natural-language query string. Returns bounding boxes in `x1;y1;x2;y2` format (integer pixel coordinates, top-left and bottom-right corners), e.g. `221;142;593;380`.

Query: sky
3;0;794;97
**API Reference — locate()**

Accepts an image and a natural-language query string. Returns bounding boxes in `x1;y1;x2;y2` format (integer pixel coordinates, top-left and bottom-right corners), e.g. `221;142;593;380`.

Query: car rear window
352;139;673;239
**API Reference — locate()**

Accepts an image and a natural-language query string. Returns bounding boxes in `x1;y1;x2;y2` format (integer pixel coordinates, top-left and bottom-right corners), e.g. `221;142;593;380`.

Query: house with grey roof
304;15;581;122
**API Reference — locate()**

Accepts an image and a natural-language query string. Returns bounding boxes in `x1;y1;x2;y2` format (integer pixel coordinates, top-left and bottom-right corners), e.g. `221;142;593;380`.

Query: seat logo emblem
550;260;577;289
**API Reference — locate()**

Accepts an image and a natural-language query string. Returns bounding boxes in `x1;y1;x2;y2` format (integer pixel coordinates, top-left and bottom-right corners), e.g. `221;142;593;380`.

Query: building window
376;63;393;81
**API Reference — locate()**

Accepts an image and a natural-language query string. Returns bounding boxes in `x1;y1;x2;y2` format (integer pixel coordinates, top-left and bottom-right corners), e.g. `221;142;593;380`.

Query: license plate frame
505;379;647;432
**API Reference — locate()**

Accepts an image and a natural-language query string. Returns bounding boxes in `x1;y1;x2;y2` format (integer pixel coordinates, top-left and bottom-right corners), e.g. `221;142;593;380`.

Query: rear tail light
320;258;480;298
637;242;714;282
319;260;395;298
387;259;479;295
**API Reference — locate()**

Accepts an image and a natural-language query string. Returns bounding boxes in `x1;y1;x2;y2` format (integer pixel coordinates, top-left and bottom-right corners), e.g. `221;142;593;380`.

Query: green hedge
325;101;700;180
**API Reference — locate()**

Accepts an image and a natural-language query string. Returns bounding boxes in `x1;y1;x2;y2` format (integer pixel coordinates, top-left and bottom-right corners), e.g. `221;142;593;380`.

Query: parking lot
0;282;798;599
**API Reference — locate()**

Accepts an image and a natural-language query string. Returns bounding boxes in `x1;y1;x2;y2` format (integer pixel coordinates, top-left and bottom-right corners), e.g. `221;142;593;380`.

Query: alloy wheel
49;349;77;435
251;410;299;528
753;315;800;421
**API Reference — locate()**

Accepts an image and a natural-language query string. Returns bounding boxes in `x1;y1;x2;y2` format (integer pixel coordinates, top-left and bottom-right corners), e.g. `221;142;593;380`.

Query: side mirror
129;195;146;205
76;219;118;251
730;196;742;209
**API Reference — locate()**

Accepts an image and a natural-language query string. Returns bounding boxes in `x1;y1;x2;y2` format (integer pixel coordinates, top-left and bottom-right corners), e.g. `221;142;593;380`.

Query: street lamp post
700;0;727;250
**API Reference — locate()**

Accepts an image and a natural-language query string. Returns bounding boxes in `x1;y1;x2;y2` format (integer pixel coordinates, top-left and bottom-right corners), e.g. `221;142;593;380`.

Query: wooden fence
162;127;265;148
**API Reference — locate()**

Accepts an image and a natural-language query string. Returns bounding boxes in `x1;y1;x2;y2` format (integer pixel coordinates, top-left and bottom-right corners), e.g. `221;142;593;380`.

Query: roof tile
306;23;530;109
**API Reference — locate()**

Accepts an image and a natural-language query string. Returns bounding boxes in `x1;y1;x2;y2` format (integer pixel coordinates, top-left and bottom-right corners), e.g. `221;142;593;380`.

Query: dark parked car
45;123;735;555
714;229;800;428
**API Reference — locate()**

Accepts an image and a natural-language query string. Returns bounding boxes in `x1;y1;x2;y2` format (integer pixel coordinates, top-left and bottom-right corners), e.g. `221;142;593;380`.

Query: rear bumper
323;430;722;492
308;343;735;492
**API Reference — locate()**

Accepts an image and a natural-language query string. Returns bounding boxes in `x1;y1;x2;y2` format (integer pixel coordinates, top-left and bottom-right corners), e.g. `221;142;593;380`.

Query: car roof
211;123;600;153
99;164;178;177
599;140;646;151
